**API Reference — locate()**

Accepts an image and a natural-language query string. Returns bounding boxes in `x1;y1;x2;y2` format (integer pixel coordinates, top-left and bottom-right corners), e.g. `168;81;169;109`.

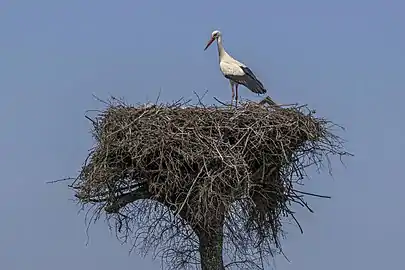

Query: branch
104;184;152;213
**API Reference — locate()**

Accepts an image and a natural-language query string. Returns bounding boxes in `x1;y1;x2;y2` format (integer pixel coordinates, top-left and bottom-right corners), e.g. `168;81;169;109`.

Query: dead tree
71;97;350;270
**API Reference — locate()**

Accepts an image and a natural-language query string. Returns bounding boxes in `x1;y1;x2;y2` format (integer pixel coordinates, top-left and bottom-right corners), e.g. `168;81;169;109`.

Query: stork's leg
235;84;239;107
230;82;235;107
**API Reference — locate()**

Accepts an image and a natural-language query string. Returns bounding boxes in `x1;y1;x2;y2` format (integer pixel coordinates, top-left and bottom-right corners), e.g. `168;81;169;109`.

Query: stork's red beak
204;37;215;51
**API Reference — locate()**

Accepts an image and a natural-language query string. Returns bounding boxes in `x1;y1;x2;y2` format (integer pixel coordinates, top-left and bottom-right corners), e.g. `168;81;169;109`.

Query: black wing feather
224;65;267;94
240;66;264;88
237;66;267;94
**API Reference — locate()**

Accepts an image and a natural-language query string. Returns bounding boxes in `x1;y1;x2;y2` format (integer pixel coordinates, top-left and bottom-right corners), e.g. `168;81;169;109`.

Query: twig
46;177;75;184
213;96;231;107
293;189;332;199
175;164;205;220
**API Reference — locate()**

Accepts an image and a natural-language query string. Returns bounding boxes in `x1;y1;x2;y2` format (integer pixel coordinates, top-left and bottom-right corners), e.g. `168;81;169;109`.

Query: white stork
204;30;270;106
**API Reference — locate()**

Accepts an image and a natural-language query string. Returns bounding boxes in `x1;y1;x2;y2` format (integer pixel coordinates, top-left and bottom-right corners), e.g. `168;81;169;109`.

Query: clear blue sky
1;0;404;269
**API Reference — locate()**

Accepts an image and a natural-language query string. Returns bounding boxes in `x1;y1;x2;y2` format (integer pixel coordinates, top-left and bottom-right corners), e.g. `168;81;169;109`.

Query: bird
204;30;272;106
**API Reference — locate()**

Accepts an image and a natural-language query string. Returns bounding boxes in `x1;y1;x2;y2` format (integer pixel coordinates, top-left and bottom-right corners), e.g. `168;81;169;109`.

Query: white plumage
204;30;267;106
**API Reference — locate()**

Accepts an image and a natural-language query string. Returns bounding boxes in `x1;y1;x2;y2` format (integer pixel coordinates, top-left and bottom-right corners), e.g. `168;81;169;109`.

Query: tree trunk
197;225;225;270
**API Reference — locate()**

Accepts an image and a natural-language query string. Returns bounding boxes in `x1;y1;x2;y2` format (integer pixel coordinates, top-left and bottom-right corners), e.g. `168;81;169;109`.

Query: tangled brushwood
72;97;350;270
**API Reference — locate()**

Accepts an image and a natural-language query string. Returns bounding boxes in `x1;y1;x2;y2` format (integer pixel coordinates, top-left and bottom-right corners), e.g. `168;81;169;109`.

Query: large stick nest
72;97;349;269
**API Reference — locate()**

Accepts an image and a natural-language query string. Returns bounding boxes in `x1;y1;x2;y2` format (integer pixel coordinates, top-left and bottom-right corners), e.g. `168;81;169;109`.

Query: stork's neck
216;36;227;60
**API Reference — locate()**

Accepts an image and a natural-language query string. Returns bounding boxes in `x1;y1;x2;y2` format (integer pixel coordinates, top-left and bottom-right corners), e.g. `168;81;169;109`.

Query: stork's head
204;30;222;51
